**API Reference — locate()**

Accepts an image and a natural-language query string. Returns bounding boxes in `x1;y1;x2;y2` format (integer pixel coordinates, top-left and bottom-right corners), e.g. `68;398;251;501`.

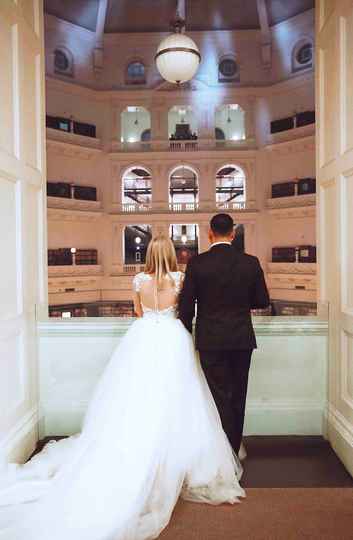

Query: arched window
292;39;313;73
169;166;198;209
126;61;146;85
121;106;151;144
124;225;152;265
54;47;74;77
215;104;245;141
168;106;197;140
122;167;152;209
216;165;246;209
170;224;199;264
218;57;240;83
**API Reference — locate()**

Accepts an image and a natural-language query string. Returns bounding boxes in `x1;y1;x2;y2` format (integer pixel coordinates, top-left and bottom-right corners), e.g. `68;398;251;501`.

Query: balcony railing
111;138;256;154
216;201;246;211
121;203;152;213
114;201;248;214
168;202;199;212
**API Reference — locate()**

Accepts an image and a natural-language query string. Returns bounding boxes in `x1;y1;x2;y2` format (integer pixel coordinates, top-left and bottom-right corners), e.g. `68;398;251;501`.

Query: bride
0;234;245;540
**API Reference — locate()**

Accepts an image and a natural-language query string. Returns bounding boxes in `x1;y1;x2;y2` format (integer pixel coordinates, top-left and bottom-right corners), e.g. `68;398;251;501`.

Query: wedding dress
0;271;245;540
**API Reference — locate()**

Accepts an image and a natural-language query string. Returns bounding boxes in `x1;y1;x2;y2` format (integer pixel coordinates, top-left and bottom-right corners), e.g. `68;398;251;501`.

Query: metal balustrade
121;203;151;213
216;201;246;210
116;201;249;213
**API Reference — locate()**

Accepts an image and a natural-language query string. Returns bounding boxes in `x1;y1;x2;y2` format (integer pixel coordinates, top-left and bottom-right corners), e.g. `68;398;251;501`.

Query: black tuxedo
178;243;270;453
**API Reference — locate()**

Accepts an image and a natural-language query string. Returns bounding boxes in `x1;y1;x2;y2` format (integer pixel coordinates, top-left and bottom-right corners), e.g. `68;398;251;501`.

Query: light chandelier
155;8;201;85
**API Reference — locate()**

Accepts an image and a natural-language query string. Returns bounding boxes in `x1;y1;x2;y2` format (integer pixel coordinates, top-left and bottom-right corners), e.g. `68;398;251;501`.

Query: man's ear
208;229;214;244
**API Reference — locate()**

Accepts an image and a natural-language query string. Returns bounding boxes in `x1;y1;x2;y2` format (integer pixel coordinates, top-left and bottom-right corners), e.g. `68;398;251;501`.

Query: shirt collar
210;241;232;248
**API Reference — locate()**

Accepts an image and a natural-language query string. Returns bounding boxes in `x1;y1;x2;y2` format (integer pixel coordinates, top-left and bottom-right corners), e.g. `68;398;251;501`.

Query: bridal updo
145;234;178;289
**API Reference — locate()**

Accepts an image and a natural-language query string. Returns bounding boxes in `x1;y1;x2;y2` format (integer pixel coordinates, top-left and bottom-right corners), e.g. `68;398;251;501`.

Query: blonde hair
145;234;178;289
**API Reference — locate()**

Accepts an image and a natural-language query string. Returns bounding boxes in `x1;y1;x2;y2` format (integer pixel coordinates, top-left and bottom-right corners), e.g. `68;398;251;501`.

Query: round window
219;58;238;78
54;50;69;71
296;43;313;65
127;62;145;78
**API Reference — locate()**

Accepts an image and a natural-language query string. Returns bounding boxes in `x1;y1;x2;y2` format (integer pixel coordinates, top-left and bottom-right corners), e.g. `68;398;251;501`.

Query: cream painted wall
44;10;314;91
0;0;46;462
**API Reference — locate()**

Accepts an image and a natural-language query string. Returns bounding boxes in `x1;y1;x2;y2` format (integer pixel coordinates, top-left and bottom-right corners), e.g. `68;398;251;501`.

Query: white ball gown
0;271;245;540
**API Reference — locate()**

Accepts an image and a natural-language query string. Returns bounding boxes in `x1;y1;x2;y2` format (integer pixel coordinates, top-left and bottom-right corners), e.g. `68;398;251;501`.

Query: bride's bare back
133;272;183;316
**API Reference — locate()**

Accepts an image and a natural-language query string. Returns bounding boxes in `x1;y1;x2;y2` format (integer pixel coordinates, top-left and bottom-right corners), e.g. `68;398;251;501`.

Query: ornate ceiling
44;0;314;33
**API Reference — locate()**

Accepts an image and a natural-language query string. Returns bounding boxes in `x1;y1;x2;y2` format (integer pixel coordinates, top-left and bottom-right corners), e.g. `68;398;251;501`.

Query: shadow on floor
241;436;353;488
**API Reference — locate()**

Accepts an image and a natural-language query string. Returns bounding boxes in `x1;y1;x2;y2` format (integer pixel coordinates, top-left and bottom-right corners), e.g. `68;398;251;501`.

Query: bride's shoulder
132;272;151;291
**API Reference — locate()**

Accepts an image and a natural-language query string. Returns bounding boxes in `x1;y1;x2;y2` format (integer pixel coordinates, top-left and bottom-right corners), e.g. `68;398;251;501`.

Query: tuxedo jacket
178;243;270;351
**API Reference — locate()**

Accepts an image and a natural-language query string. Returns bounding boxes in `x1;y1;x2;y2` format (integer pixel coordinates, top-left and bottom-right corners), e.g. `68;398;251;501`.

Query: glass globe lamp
155;32;201;84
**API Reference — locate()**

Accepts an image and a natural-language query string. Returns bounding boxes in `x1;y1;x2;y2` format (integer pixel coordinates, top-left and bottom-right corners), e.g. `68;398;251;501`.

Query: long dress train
0;272;245;540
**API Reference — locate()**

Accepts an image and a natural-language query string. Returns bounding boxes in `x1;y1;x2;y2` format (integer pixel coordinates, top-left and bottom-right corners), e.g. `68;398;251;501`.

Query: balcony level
110;201;256;215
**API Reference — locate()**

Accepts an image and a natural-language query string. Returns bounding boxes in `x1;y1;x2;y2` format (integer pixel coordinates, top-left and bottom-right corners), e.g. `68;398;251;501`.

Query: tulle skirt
0;315;245;540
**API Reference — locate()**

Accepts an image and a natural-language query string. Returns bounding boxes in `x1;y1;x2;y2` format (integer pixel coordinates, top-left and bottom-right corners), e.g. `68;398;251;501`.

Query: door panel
0;0;46;462
317;0;353;475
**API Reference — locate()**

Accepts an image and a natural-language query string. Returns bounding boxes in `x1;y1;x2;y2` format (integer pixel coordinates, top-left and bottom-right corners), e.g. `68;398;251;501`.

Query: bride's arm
133;291;143;318
132;274;143;317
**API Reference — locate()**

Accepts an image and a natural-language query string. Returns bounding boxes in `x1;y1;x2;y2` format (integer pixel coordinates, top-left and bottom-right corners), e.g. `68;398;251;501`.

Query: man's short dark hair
210;213;234;236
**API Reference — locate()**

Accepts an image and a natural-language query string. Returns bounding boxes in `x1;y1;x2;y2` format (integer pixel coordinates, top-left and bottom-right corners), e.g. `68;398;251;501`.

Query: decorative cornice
265;128;315;150
267;262;317;275
267;205;316;219
267;273;317;291
46;128;102;159
47;196;102;212
45;70;313;99
48;265;103;278
267;193;316;209
47;207;103;222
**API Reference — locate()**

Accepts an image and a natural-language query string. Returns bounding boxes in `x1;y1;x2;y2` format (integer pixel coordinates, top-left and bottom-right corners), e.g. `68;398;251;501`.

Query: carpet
159;488;353;540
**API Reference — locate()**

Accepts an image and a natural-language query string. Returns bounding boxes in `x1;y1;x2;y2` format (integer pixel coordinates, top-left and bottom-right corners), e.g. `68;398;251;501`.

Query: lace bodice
133;271;183;320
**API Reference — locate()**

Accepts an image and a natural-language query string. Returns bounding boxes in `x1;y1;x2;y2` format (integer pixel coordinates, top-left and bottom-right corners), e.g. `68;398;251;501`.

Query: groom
178;213;270;456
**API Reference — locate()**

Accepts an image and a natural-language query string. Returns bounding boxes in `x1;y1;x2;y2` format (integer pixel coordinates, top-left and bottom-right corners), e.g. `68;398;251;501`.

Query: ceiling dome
155;33;201;84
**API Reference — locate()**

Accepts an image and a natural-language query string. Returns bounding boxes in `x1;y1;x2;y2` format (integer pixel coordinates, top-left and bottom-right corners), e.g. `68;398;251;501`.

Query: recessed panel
341;329;353;408
0;179;20;318
0;19;15;156
0;331;24;420
320;181;337;302
341;172;353;309
19;0;35;31
319;26;337;167
341;9;353;154
23;50;38;169
347;333;353;403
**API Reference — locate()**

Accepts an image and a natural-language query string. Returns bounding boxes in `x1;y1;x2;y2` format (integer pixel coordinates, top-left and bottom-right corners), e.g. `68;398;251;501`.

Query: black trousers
199;349;253;454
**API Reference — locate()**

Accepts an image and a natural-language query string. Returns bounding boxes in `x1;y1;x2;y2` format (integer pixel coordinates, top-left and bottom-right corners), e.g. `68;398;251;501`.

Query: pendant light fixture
155;6;201;85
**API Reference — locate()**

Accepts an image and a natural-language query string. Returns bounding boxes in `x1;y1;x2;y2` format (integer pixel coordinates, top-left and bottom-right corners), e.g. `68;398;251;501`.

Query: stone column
150;105;169;142
152;163;169;211
196;102;216;142
199;222;210;254
112;222;124;270
198;163;214;211
244;98;256;141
